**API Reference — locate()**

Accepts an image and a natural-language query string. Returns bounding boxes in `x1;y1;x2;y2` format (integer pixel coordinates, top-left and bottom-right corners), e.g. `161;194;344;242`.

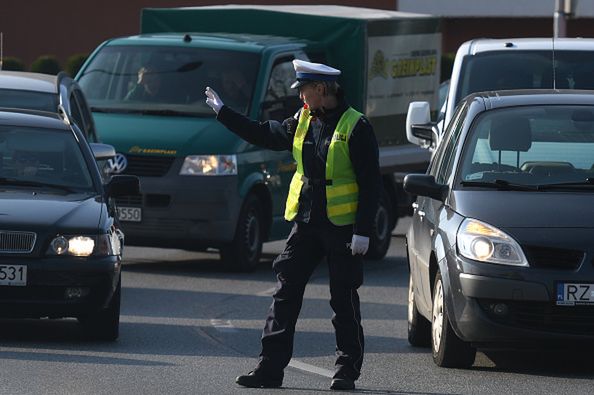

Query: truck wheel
408;272;431;347
431;271;476;367
79;276;121;341
365;191;393;260
220;194;263;272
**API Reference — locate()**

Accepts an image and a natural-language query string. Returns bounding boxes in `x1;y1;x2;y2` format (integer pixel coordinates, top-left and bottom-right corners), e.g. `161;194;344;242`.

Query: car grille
480;300;594;335
523;245;584;270
0;231;36;253
123;154;176;177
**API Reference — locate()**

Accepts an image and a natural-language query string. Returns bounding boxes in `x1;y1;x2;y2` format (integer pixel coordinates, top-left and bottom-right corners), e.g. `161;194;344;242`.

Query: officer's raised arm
204;86;294;151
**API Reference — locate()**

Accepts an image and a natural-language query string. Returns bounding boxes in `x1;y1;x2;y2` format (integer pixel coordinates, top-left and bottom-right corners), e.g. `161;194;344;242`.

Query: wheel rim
432;279;444;352
243;208;260;261
408;274;414;325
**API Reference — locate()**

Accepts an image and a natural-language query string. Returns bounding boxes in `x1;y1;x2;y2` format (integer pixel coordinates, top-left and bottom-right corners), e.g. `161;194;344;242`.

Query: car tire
365;190;393;260
79;276;121;341
220;194;263;272
431;271;476;368
408;272;431;347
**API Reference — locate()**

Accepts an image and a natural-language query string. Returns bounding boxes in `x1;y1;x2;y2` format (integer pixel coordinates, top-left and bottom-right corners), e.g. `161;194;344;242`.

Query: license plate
556;283;594;306
0;265;27;286
117;206;142;222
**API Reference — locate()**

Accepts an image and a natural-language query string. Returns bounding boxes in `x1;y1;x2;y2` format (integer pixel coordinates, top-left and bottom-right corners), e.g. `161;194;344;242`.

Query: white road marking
288;359;334;378
210;319;238;332
256;286;277;296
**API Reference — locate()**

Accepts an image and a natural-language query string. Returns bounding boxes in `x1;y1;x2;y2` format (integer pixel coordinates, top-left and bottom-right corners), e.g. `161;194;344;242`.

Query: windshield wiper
0;177;78;193
460;179;538;191
137;109;207;117
535;178;594;190
90;107;140;114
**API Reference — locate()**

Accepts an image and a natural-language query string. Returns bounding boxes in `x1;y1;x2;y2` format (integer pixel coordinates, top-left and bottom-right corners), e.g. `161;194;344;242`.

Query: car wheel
431;271;476;367
365;191;393;260
408;272;431;347
220;194;263;272
79;276;121;341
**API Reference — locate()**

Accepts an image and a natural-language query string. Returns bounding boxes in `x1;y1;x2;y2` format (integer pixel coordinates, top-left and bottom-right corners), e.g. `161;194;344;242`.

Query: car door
415;103;467;313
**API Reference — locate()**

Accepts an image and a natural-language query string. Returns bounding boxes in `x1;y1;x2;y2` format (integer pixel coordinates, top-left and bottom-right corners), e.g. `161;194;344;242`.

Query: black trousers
256;221;364;380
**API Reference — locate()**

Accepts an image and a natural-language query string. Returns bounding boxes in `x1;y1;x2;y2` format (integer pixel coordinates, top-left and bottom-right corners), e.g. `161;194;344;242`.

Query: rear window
456;50;594;105
78;45;260;116
0;89;58;113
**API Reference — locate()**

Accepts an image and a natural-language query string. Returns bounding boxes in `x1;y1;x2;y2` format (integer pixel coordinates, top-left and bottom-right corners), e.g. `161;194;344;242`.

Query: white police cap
290;59;341;89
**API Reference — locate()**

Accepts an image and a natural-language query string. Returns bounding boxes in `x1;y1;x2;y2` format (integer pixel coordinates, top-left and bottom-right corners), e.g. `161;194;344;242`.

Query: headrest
489;116;532;152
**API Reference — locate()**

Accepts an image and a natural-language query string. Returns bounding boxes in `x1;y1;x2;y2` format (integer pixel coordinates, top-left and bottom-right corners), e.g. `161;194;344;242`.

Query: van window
261;57;301;121
78;46;260;117
456;50;594;106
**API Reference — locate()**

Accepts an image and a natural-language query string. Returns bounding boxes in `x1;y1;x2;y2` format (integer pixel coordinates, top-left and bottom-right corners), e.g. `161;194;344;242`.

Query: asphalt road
0;219;593;394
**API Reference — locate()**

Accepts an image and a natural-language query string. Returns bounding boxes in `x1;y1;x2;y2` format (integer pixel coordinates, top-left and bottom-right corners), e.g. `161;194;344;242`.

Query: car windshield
77;45;259;116
456;50;594;105
459;105;594;187
0;126;94;191
0;89;58;113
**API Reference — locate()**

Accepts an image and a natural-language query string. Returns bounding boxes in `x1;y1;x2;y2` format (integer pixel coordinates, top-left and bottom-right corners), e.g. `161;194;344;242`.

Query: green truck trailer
76;5;441;270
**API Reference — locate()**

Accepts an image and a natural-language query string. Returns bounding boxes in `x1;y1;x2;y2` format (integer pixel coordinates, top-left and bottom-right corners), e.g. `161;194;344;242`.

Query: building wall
0;0;395;68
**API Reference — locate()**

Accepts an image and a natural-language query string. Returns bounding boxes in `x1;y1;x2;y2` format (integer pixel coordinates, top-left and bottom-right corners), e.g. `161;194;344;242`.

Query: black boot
236;370;283;388
330;375;355;390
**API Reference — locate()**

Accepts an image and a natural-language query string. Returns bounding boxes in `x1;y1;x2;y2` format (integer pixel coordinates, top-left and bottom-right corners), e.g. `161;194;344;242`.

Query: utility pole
554;0;575;38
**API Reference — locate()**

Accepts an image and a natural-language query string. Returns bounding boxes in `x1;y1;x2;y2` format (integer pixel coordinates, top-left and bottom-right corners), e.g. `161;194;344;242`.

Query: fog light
64;287;89;299
491;303;509;316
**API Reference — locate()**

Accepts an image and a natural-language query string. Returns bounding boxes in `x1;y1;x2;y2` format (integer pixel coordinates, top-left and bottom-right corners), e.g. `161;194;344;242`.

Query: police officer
204;60;381;391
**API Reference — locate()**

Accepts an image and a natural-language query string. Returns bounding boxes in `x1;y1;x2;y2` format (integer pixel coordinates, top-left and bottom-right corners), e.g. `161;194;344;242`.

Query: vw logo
107;153;128;174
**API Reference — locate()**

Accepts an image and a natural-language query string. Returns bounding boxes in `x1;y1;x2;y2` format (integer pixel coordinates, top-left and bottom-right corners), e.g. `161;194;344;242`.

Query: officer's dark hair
316;81;344;100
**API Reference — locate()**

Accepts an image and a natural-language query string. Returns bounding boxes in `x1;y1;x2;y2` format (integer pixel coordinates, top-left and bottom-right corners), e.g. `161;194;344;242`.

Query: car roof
0;109;70;130
108;33;309;53
465;89;594;110
0;71;59;94
461;38;594;55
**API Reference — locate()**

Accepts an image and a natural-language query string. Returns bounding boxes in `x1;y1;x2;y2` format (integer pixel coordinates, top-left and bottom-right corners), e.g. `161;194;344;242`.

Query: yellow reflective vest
284;106;362;226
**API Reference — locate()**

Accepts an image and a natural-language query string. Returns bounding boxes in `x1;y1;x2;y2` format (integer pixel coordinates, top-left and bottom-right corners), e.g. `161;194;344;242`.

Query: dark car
404;90;594;368
0;71;99;142
0;109;139;340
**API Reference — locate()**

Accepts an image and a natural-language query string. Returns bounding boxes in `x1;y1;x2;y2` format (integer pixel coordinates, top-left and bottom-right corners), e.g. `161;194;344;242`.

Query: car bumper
0;256;120;319
445;251;594;343
115;175;242;248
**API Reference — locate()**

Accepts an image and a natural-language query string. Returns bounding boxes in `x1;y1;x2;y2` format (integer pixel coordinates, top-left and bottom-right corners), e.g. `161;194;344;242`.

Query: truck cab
77;33;313;271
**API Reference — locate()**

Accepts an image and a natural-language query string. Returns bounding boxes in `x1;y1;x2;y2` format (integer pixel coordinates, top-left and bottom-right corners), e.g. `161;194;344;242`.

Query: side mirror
403;174;448;202
90;143;116;161
406;101;431;145
106;175;140;197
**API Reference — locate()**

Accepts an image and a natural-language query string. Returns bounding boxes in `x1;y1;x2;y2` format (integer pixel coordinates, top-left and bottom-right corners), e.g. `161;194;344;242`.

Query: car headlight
179;155;237;176
456;218;528;266
47;234;119;257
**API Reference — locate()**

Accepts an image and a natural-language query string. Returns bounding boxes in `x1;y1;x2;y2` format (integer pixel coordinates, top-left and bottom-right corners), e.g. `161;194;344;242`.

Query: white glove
205;86;224;114
351;234;369;256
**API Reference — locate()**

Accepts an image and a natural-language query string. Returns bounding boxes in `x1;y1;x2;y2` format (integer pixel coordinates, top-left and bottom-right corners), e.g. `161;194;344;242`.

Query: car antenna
553;34;557;90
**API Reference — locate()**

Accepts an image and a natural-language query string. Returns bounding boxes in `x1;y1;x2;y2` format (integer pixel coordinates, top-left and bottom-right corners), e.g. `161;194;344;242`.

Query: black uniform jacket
217;100;381;237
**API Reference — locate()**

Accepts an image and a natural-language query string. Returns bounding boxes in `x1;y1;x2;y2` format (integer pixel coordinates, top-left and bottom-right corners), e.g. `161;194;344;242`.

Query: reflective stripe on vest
284;106;363;225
